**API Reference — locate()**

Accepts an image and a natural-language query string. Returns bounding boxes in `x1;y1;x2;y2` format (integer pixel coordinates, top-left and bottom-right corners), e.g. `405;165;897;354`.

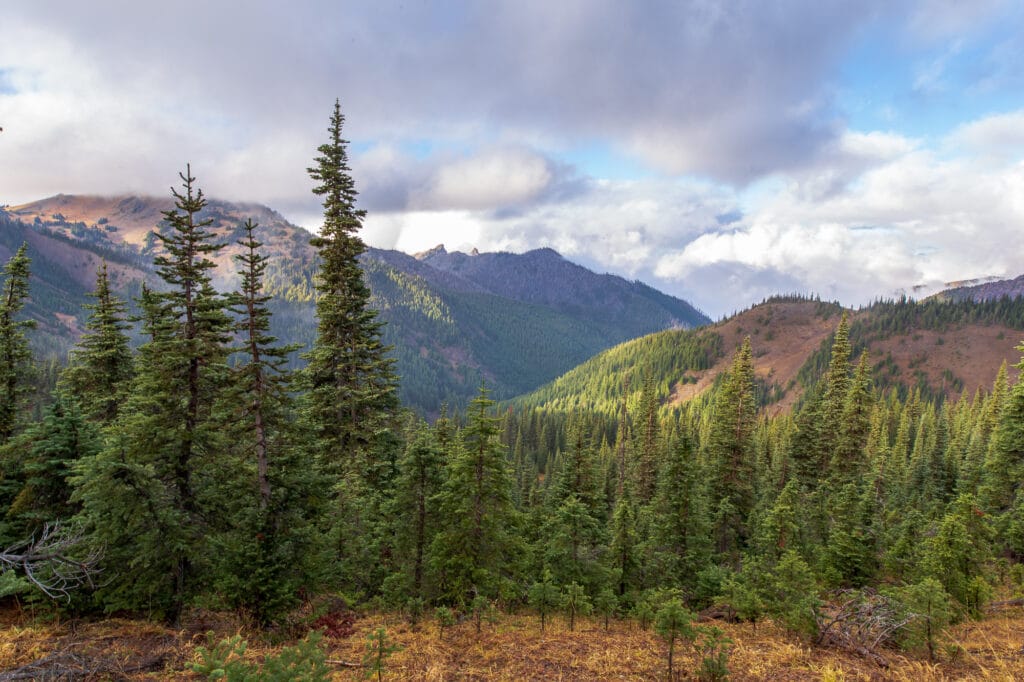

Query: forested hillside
5;103;1024;680
515;295;1024;417
0;198;707;414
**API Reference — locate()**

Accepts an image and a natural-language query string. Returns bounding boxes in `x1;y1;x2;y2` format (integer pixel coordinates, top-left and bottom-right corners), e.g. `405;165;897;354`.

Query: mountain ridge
0;193;709;414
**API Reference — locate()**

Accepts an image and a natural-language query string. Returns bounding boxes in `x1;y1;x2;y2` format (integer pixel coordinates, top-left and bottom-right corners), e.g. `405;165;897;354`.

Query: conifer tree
59;261;132;425
648;433;712;589
832;351;873;479
430;384;519;604
0;244;34;444
706;337;757;558
387;420;444;601
633;374;661;503
2;396;99;539
74;168;232;621
820;312;852;447
300;100;398;476
982;345;1024;515
211;219;323;625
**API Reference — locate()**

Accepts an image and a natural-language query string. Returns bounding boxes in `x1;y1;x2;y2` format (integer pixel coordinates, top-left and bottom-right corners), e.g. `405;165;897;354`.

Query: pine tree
1;395;100;540
211;219;323;625
430;384;519;604
387;420;444;601
0;244;34;444
74;168;232;621
300;100;398;478
59;261;132;425
706;337;757;559
648;433;712;590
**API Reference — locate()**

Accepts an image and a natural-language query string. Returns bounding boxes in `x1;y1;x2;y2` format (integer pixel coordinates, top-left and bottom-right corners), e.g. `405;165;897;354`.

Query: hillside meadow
2;603;1023;680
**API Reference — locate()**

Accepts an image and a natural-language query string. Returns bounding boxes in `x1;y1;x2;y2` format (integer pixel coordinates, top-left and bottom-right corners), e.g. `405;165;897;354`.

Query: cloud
948;110;1024;162
651;129;1024;314
1;0;885;202
361;122;1024;318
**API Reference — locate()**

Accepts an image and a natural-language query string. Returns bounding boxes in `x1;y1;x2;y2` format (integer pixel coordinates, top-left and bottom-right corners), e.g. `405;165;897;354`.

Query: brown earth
669;300;1022;414
2;605;1022;680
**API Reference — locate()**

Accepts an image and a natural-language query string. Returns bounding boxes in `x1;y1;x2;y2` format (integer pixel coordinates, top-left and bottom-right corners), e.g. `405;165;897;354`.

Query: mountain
514;295;1024;416
930;273;1024;304
0;195;709;414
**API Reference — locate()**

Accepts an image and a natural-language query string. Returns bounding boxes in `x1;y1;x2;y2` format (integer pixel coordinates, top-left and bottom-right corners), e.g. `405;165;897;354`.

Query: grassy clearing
1;604;1022;680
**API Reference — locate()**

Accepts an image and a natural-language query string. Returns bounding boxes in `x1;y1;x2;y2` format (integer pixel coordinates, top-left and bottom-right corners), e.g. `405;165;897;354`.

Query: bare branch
0;522;102;601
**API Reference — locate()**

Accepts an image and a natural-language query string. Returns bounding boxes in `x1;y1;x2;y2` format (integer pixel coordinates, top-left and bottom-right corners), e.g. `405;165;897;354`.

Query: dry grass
1;604;1022;680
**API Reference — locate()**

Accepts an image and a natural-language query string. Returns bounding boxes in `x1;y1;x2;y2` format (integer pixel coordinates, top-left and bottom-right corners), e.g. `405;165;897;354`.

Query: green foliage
630;597;655;630
707;338;757;558
513;327;723;416
0;243;35;444
190;631;330;681
300;102;398;482
719;572;765;626
594;588;618;629
696;626;732;682
470;593;497;633
58;261;132;425
527;569;563;632
430;384;520;604
765;550;821;638
562;581;592;631
0;569;29;599
1;394;100;540
655;598;696;680
362;627;400;682
886;578;955;661
434;606;456;640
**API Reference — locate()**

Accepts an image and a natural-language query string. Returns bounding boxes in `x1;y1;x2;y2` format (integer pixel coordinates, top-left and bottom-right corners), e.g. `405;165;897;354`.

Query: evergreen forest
3;102;1024;677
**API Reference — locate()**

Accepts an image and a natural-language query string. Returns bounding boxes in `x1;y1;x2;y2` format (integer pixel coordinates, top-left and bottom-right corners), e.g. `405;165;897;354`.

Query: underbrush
1;603;1022;680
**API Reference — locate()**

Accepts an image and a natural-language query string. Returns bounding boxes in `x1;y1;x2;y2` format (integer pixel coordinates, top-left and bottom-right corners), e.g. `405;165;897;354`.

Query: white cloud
947;110;1024;162
416;148;554;211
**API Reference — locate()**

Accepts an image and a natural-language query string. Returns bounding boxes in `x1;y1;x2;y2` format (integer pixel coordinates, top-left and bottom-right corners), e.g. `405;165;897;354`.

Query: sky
2;1;1024;318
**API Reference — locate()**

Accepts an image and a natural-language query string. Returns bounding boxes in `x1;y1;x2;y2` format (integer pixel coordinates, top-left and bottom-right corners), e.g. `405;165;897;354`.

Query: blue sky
2;1;1024;317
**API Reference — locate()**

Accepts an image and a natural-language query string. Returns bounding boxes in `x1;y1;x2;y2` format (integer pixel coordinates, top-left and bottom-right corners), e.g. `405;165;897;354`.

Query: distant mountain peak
414;243;447;260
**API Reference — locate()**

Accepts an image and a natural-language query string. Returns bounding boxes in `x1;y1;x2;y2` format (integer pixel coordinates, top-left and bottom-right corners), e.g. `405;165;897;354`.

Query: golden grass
0;605;1022;680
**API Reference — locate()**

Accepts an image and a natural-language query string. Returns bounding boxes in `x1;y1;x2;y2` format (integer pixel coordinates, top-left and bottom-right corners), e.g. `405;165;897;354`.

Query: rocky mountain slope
514;296;1024;416
0;195;708;413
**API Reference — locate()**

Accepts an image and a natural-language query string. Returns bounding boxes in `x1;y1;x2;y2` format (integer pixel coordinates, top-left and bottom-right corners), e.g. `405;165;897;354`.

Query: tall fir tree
59;261;133;425
706;337;757;559
210;219;324;625
74;168;232;622
430;384;520;605
300;100;398;478
0;244;34;444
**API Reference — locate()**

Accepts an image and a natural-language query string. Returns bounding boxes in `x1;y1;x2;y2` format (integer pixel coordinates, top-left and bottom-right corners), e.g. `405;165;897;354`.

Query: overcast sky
3;1;1024;317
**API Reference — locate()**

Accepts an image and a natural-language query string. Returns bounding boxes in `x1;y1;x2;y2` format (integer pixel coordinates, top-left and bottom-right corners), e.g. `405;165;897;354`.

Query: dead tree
814;588;915;668
0;522;102;601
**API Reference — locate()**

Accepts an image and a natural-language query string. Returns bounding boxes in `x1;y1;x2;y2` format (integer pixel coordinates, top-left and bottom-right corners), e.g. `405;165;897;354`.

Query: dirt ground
2;602;1022;680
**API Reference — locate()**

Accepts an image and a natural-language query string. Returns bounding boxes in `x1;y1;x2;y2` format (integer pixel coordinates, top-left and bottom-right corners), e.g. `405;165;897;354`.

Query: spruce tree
832;351;873;479
59;261;133;425
982;345;1024;514
387;420;444;601
648;433;712;590
74;168;232;621
301;100;398;477
211;219;322;625
0;244;34;444
706;337;757;559
430;384;519;604
2;395;100;539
